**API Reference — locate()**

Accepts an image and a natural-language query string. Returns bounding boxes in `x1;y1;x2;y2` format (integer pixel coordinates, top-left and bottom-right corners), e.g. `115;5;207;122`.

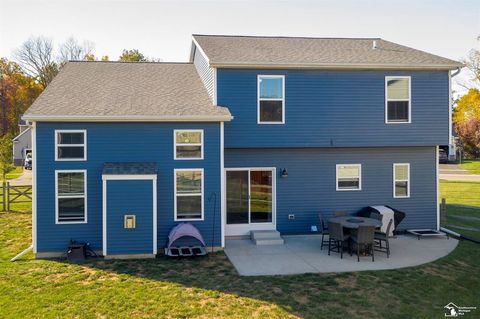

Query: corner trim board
31;122;37;253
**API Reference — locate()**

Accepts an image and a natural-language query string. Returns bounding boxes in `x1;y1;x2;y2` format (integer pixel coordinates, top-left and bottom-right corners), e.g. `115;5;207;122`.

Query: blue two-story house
23;35;462;258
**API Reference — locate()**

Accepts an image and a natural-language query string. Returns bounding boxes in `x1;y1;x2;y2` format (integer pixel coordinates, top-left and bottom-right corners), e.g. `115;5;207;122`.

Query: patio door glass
226;171;249;224
226;169;273;225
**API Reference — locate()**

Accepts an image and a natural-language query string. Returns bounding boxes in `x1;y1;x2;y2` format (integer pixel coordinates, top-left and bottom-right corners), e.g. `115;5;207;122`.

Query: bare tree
465;35;480;81
14;36;58;89
58;37;94;63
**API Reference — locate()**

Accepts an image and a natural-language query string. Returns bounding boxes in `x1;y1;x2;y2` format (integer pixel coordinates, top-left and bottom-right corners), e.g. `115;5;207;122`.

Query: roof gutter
22;114;233;122
451;67;462;77
210;62;464;71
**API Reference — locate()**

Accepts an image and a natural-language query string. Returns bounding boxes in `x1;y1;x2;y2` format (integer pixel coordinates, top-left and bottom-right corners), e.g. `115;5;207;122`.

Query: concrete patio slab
224;235;458;276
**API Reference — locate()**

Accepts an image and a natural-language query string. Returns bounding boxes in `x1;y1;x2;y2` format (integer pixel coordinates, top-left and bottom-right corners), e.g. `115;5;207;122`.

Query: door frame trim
102;174;157;256
224;167;277;236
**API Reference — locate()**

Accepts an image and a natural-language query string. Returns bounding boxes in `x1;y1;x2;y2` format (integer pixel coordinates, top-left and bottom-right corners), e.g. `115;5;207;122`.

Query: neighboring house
12;120;32;166
22;35;462;258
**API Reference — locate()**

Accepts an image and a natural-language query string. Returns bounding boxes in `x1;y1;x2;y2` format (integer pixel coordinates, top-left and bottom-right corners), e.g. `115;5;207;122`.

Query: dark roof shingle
23;62;232;121
193;35;463;69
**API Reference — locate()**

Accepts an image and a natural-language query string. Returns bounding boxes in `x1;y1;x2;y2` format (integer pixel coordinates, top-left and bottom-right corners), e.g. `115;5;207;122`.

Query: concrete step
253;238;285;245
250;230;284;245
250;230;281;240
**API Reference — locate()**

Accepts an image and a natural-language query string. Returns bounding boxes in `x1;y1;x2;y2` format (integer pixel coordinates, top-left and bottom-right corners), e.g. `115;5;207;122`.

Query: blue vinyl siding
225;146;437;233
217;69;449;148
35;122;221;253
106;180;153;255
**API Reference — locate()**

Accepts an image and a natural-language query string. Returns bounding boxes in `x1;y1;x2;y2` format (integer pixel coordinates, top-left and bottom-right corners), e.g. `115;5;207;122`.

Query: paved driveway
225;235;457;276
439;164;480;182
9;169;32;186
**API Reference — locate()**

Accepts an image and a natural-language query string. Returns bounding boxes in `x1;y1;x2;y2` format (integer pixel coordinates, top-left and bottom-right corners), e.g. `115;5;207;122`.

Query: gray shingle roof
193;35;463;70
23;62;232;121
103;162;158;175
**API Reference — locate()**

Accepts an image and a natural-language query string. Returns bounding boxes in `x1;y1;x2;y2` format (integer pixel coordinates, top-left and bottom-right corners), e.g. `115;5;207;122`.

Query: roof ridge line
192;34;382;40
67;60;192;65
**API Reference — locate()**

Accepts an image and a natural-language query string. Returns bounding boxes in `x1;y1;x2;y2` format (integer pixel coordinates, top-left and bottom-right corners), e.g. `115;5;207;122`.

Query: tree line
0;36;159;136
454;36;480;158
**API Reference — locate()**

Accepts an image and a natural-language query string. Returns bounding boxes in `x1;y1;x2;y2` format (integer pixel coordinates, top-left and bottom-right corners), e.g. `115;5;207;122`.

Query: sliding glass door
250;170;273;223
226;169;274;229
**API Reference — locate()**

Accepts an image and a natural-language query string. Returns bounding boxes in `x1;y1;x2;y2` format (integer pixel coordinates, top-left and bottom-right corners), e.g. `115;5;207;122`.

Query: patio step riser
253;239;285;245
250;230;281;240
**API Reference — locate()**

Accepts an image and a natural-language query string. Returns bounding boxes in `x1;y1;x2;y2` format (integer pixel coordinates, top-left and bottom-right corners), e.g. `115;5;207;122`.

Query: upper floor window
258;75;285;124
55;130;86;161
336;164;362;191
386;76;411;124
174;130;203;160
56;170;87;224
174;169;203;221
393;163;410;198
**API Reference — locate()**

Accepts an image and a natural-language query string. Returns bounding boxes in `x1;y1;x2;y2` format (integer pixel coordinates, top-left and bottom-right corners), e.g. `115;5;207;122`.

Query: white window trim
55;169;87;224
336;164;362;191
393;163;410;198
224;167;277;229
173;129;204;160
385;76;411;124
174;168;204;221
55;129;87;161
257;75;285;125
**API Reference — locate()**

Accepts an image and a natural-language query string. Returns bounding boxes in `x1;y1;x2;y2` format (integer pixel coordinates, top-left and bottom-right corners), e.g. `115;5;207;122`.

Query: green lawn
440;180;480;208
439;180;480;241
0;183;478;318
5;167;23;180
460;159;480;175
0;207;479;318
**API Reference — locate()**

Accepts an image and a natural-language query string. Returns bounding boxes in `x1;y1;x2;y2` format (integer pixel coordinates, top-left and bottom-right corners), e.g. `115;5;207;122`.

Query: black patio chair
318;213;329;250
351;225;376;262
374;219;393;258
370;212;382;221
328;221;350;259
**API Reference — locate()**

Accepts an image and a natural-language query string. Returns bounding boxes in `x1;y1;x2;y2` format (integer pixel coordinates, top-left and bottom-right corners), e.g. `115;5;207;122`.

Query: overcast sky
1;0;479;92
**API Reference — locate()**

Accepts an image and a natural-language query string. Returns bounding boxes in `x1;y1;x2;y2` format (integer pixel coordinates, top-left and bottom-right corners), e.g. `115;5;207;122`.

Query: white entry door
225;168;276;236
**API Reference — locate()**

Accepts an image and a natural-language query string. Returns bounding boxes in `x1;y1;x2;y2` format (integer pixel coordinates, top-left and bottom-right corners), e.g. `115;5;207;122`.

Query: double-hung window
55;130;87;160
386;76;411;123
56;170;87;223
258;75;285;124
174;130;203;160
336;164;362;191
393;163;410;198
174;169;203;220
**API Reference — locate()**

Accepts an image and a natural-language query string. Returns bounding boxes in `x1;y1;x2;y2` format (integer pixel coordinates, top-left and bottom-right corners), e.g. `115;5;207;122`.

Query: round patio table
329;216;382;229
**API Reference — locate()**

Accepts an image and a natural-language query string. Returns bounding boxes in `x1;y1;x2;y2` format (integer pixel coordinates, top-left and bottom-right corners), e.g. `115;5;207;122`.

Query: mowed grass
0;210;479;318
440;180;480;208
460;159;480;175
440;180;480;240
5;167;24;180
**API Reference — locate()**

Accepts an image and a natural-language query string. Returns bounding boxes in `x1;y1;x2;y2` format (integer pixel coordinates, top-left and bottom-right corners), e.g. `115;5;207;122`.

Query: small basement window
394;163;410;198
336;164;362;191
174;130;203;160
55;130;86;160
56;170;87;223
258;75;285;124
386;76;411;123
174;169;203;220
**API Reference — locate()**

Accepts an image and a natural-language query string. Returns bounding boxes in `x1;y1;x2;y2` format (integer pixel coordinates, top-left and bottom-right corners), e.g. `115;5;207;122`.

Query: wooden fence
1;182;32;211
